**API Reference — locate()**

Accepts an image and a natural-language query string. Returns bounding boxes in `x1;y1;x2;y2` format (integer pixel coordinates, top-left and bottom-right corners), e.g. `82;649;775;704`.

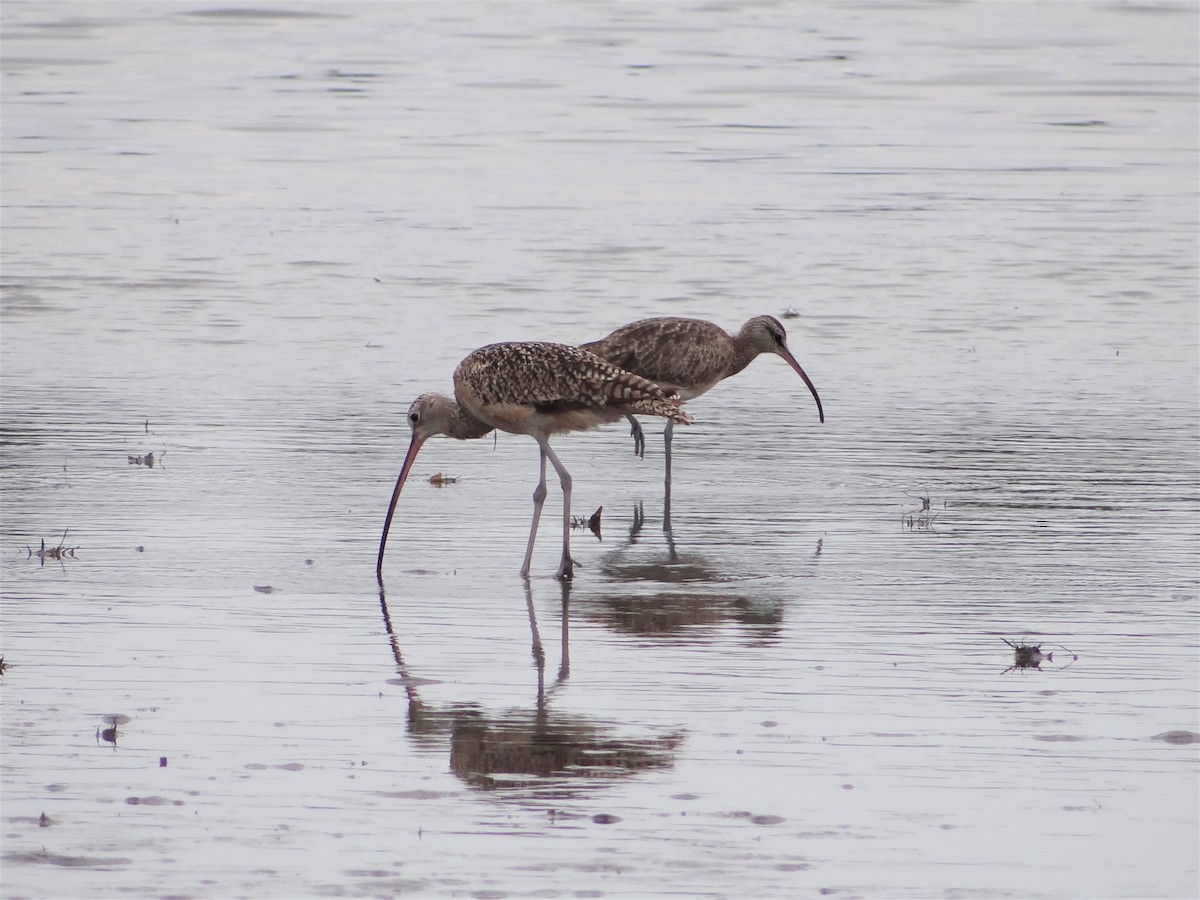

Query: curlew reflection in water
581;502;787;642
376;580;681;794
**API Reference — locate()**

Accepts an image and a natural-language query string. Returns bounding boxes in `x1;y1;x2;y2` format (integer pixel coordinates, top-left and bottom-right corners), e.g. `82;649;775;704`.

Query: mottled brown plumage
581;315;824;528
377;341;693;581
455;342;693;434
581;315;823;414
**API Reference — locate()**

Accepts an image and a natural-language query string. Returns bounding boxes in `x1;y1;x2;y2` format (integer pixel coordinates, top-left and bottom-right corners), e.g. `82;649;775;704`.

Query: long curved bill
376;432;427;579
779;348;825;424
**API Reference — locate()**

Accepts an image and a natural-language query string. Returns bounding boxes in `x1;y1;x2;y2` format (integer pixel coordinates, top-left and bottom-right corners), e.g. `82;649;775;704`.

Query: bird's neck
728;331;760;378
447;403;494;441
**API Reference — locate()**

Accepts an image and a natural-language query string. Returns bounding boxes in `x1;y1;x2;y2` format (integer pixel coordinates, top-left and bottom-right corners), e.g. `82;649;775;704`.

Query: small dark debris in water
592;813;621;825
814;537;823;557
1049;119;1107;127
1152;730;1200;745
570;506;603;540
39;812;51;828
901;492;940;532
134;545;145;553
98;714;130;746
27;531;79;566
253;585;276;594
128;451;164;468
0;655;7;676
751;814;786;826
428;472;458;486
1002;637;1078;673
1004;638;1045;670
305;559;313;565
159;756;168;767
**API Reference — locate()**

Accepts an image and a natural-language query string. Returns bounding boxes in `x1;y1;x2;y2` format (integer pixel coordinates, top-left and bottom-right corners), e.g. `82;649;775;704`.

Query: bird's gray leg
627;414;645;459
523;580;545;703
556;579;571;685
520;447;549;578
662;419;674;531
629;499;645;542
538;437;576;581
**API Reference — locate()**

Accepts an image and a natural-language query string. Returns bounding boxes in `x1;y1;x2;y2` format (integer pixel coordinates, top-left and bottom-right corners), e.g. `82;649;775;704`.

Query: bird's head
406;392;458;442
743;315;825;424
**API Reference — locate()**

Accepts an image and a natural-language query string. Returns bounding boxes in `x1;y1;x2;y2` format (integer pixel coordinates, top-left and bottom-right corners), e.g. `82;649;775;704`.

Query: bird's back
580;317;734;399
454;341;692;436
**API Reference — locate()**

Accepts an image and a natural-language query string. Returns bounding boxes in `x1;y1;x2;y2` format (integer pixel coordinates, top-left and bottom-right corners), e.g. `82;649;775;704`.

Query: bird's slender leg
523;580;546;704
520;447;550;578
662;419;674;531
556;579;571;684
537;437;576;581
629;499;645;542
626;414;645;458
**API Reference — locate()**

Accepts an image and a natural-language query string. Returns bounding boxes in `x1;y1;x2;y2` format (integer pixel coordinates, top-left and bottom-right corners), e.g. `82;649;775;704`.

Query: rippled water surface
2;2;1197;898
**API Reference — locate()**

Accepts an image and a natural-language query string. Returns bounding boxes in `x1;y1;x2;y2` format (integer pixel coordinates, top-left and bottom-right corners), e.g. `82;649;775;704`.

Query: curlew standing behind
377;341;693;581
581;315;824;524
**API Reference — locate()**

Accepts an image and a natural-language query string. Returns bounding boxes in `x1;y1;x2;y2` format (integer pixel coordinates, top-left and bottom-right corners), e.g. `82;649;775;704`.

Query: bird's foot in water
555;555;579;581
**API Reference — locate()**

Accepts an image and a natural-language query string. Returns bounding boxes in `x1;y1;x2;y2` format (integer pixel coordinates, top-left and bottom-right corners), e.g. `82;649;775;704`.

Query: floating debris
1004;638;1044;670
253;585;276;594
780;306;801;319
128;451;164;468
98;713;131;746
0;655;7;676
27;531;78;566
570;506;603;540
902;492;940;532
428;472;458;486
1002;638;1078;674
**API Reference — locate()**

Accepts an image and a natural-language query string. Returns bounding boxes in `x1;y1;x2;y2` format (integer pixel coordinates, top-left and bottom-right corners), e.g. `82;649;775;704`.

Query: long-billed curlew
376;341;693;581
580;315;824;525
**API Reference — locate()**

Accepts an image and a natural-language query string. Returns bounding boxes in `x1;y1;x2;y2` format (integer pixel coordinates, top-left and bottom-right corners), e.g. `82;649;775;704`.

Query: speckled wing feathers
454;342;693;425
580;317;733;393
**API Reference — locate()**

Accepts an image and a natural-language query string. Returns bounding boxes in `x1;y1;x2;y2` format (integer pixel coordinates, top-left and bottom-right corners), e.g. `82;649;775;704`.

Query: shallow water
2;2;1197;898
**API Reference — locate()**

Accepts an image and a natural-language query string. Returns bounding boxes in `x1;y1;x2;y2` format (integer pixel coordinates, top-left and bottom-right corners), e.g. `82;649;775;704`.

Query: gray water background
2;2;1197;898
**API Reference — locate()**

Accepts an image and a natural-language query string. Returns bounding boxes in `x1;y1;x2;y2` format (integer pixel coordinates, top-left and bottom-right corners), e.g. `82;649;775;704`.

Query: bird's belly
677;382;717;403
465;402;626;438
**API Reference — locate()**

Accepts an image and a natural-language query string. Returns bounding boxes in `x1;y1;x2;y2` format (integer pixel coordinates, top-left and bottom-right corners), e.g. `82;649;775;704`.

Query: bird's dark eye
772;331;785;346
409;412;419;423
